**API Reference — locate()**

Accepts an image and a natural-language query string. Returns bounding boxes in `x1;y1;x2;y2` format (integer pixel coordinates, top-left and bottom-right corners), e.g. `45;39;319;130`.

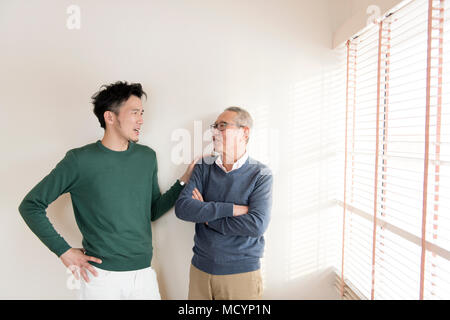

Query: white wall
0;0;347;299
332;0;405;47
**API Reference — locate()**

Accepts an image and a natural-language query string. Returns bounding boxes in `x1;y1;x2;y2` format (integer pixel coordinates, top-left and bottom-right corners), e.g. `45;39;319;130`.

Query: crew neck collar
96;140;135;154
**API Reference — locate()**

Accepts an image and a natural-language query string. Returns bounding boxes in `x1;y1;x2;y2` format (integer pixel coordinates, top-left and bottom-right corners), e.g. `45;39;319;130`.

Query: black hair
92;81;147;129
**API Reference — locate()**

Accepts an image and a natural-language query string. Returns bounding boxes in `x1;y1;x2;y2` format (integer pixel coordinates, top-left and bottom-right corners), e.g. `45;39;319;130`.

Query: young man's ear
104;111;115;127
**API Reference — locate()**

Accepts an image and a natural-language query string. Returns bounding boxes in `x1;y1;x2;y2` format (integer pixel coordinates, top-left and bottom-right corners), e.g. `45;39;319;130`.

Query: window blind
337;0;450;300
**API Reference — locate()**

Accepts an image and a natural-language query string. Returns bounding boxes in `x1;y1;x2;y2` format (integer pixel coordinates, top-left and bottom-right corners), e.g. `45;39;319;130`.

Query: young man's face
107;95;144;142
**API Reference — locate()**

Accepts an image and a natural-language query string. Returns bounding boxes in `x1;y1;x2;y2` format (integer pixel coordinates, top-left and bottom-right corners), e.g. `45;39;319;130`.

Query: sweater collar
96;140;135;154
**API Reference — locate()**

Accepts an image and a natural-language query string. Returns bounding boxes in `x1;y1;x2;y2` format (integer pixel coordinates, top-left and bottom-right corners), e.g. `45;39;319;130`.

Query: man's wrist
233;205;249;217
58;246;72;258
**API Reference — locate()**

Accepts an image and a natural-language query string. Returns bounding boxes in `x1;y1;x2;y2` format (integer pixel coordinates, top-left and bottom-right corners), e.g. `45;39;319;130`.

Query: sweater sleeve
175;162;234;223
18;150;79;257
150;155;185;221
206;171;273;238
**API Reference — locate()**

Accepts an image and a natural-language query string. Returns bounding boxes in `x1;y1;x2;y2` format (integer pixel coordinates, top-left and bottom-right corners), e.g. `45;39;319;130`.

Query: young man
175;107;273;300
19;81;196;299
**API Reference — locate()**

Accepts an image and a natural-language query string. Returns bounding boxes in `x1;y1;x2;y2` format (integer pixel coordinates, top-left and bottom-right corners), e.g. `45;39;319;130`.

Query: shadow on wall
265;267;339;300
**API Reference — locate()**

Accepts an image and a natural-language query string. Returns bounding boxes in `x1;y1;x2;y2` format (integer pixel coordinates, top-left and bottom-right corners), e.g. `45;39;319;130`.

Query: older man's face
212;111;247;157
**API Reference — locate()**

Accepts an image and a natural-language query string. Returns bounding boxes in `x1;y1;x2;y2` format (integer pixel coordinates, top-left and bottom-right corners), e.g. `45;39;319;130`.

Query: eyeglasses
209;121;244;132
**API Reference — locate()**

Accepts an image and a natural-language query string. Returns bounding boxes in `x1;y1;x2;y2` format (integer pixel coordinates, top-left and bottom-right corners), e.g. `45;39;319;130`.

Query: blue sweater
175;156;273;275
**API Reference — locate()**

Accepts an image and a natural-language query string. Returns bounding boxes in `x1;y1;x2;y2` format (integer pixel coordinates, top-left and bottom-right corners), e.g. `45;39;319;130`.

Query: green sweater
18;140;184;271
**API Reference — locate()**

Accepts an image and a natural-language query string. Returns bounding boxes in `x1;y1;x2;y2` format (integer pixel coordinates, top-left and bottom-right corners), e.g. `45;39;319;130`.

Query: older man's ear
244;127;250;142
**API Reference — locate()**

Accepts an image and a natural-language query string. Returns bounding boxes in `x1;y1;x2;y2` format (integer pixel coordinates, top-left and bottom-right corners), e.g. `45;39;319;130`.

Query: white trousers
77;266;161;300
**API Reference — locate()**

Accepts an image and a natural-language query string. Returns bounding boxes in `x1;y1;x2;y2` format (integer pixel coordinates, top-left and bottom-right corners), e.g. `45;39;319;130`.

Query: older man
175;106;273;300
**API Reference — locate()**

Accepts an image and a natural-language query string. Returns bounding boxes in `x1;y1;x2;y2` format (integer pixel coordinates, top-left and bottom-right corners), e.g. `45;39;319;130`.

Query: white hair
224;106;253;143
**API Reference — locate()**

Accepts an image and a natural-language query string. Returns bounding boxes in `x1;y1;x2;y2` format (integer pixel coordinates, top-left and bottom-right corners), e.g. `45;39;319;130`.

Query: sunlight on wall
247;104;279;175
285;51;346;282
246;104;276;288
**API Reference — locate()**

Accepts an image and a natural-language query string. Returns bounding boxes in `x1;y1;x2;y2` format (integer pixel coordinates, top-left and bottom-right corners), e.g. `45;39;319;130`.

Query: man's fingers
192;156;202;166
195;189;204;201
71;267;80;281
80;268;90;283
192;191;200;201
192;188;203;201
85;264;98;277
87;256;102;264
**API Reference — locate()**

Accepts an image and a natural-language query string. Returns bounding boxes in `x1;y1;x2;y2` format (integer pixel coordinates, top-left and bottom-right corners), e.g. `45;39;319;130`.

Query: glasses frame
209;121;245;132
